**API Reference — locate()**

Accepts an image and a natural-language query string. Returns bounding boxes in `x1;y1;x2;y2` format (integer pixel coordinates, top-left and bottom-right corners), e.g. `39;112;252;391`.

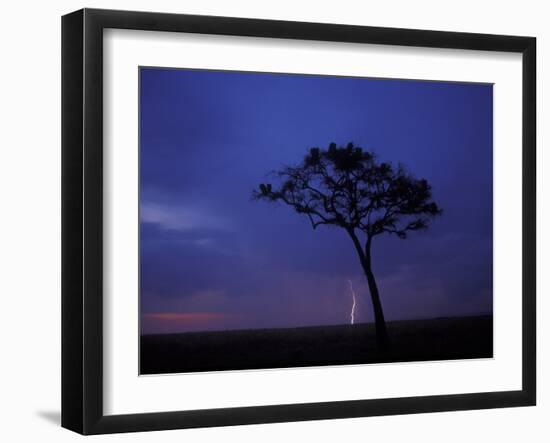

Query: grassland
140;315;493;375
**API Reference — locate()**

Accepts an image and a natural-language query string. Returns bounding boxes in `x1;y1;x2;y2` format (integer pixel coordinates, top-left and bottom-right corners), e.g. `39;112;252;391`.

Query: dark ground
140;315;493;375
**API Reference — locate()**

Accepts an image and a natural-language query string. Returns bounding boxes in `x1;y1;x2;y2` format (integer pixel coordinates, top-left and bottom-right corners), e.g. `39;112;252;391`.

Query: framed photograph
62;8;536;435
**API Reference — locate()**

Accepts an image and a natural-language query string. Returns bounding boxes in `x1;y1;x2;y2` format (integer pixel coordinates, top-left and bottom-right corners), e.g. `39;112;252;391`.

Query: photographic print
139;67;493;375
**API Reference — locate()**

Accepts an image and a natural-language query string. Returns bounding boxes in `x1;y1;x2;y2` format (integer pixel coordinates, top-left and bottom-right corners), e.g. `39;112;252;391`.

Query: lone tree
253;142;442;348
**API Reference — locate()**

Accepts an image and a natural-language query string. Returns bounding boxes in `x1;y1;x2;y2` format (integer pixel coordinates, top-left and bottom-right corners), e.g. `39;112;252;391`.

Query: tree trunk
347;231;389;349
362;238;389;349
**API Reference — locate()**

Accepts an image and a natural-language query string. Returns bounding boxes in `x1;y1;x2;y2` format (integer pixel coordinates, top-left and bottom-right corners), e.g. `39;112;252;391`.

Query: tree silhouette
253;142;442;348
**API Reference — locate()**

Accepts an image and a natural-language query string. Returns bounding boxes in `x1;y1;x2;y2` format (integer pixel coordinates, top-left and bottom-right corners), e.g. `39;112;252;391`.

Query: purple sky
139;67;493;335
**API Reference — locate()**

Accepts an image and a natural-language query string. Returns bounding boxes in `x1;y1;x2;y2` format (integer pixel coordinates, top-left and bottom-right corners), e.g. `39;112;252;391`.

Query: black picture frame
62;8;536;435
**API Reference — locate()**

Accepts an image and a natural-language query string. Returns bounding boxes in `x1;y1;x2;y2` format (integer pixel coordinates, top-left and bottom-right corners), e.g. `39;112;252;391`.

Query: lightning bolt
348;279;357;325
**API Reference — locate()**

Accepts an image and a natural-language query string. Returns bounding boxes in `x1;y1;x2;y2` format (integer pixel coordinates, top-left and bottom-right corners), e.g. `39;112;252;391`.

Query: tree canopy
253;142;442;240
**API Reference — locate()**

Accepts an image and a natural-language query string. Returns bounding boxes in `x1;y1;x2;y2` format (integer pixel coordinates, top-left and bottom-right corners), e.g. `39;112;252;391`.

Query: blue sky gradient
139;67;493;334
